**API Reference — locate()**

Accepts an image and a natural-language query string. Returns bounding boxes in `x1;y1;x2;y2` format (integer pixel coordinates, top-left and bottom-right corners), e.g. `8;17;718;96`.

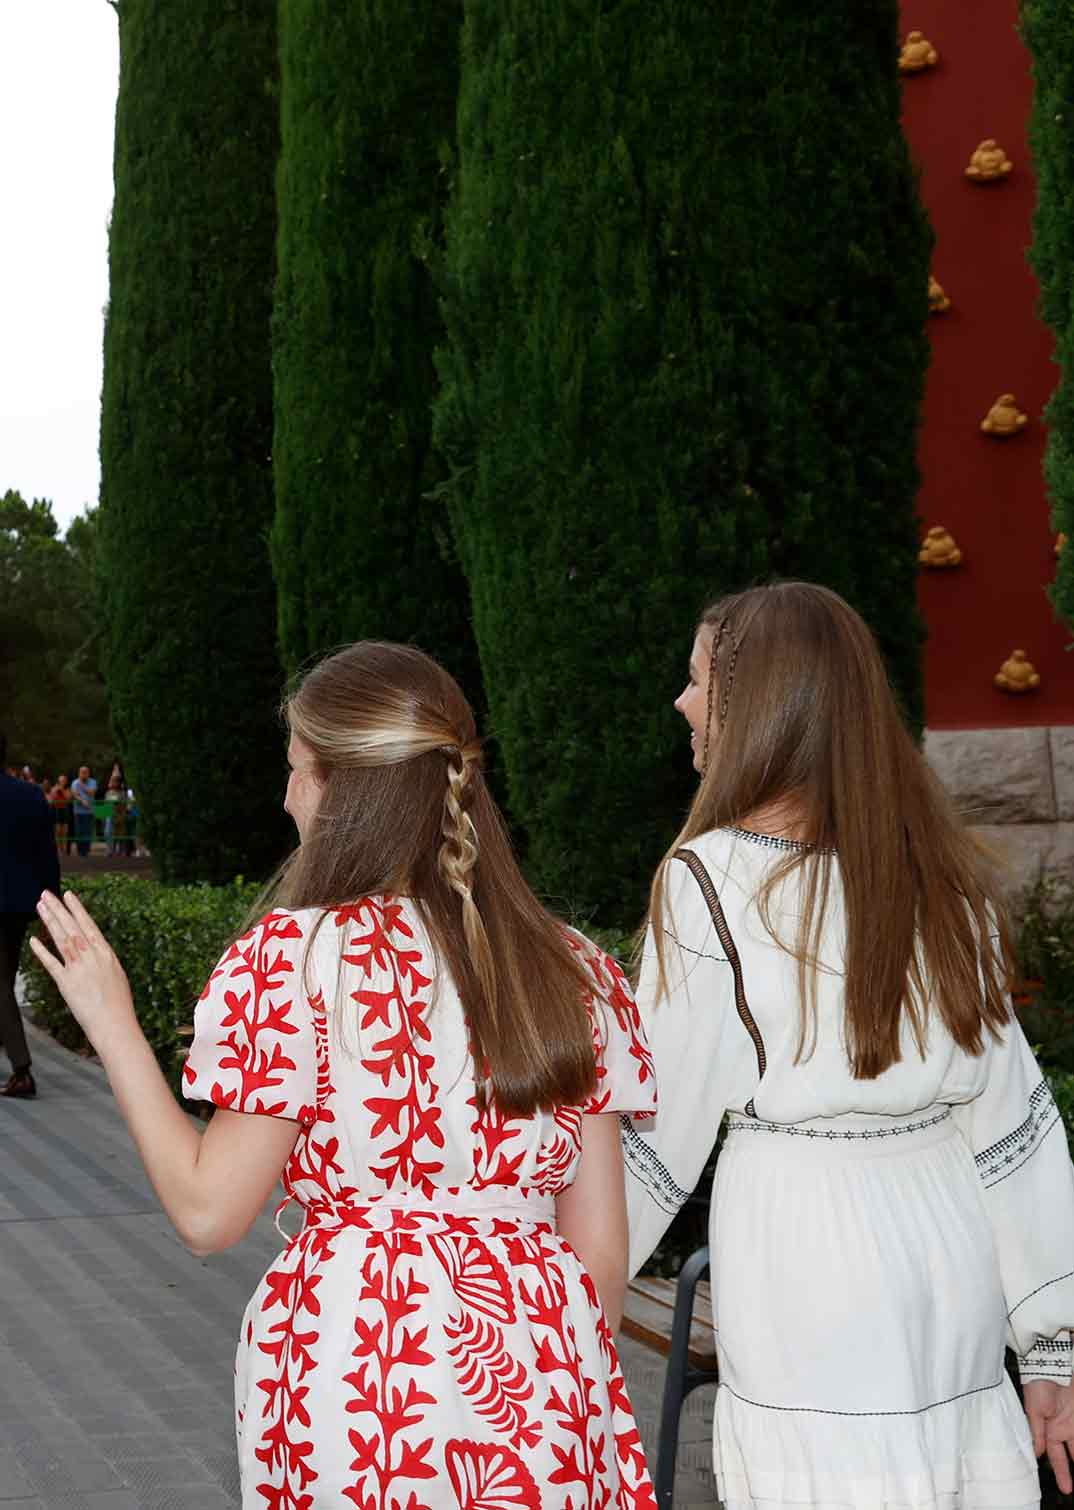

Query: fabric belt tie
275;1189;557;1241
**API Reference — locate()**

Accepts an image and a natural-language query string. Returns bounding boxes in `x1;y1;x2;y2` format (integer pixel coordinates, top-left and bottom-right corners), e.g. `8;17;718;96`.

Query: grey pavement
1;1023;717;1509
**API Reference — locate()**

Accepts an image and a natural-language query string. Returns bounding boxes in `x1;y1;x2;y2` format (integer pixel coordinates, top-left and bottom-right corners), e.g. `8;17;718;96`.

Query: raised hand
30;891;137;1051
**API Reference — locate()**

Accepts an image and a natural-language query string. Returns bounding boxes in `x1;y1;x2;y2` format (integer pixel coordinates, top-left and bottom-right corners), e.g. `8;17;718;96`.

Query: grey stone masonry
924;726;1074;900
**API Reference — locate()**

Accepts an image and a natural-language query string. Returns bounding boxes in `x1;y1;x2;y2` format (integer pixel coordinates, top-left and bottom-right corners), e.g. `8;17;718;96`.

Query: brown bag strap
674;847;766;1117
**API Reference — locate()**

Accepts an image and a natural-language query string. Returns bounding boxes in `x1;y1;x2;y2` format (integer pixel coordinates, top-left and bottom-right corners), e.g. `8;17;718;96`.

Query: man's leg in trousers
0;915;33;1074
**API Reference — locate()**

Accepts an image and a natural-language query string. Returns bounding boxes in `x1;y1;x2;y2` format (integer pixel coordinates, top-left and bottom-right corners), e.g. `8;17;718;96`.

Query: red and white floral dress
184;897;658;1510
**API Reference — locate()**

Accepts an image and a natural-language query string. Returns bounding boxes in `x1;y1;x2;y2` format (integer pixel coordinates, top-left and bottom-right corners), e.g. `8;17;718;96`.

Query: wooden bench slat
621;1276;717;1371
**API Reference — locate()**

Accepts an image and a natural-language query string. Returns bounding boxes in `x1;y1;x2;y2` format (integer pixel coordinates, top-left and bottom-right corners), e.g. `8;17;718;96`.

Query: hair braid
703;619;726;773
438;739;499;1025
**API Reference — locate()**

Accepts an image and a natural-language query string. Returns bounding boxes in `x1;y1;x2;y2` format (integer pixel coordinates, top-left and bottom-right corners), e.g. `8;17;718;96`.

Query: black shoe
0;1071;36;1098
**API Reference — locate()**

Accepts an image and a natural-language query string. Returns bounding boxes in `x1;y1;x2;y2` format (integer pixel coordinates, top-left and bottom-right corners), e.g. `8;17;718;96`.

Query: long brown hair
263;641;595;1115
647;582;1013;1078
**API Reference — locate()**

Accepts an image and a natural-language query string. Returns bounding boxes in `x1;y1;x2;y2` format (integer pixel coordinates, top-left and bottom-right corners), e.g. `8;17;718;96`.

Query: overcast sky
1;2;119;534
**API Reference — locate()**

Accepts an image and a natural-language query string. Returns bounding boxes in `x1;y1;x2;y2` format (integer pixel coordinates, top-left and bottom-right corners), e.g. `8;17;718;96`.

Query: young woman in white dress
624;582;1074;1510
31;642;658;1509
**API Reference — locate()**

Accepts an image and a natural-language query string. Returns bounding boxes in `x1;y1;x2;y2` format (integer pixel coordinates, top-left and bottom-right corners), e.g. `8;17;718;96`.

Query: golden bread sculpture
965;140;1013;181
980;394;1028;436
994;650;1040;693
928;275;951;314
919;527;962;568
899;32;939;73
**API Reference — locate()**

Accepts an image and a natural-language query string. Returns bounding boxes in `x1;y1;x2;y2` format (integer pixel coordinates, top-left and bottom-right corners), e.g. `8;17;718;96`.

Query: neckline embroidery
721;825;836;856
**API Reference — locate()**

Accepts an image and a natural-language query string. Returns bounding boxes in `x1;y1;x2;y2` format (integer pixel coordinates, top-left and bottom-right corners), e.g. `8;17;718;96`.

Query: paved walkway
0;1025;718;1509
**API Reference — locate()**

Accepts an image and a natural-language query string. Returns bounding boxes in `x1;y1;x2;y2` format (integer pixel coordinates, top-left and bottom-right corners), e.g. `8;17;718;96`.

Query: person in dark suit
0;732;61;1097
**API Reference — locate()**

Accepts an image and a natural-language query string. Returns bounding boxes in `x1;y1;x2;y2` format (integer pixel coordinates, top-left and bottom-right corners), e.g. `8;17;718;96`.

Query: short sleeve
564;931;657;1118
182;909;318;1124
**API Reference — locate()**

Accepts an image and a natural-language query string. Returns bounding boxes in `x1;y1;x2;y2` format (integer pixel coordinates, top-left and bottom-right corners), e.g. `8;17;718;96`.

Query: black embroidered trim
1017;1337;1073;1378
721;826;836;856
1021;1337;1073;1354
721;1377;1004;1418
975;1080;1059;1188
661;927;729;965
1009;1270;1074;1322
724;1109;951;1141
620;1116;691;1215
675;848;766;1117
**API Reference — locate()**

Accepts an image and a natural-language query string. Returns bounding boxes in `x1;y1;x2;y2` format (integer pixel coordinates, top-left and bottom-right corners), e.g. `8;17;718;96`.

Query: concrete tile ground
0;1025;717;1509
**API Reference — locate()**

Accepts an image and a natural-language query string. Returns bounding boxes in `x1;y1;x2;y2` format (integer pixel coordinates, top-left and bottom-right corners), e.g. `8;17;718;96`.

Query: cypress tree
436;0;931;924
1024;0;1074;628
272;0;478;697
99;1;288;884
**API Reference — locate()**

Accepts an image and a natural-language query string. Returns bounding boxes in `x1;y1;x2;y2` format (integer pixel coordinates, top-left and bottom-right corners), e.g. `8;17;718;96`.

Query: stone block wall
924;726;1074;900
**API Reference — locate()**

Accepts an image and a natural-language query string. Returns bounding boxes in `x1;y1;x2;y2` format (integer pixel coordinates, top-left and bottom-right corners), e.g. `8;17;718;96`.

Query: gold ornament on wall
899;31;939;73
980;394;1029;436
928;274;951;314
994;650;1041;693
919;526;962;567
965;140;1013;181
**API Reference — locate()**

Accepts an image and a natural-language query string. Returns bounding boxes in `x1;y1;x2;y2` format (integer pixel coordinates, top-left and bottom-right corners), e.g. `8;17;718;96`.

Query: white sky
0;1;119;534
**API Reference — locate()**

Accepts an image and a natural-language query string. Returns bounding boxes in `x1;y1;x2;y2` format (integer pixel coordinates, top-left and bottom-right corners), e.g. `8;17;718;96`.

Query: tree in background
1024;0;1074;629
436;0;931;924
272;0;480;702
98;0;288;884
0;492;111;776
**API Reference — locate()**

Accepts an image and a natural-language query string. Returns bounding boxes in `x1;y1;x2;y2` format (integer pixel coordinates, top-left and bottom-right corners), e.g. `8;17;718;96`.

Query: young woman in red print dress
31;641;658;1510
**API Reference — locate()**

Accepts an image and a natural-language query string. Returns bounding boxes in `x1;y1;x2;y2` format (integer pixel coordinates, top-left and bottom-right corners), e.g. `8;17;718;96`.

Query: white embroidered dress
624;827;1074;1510
184;896;658;1510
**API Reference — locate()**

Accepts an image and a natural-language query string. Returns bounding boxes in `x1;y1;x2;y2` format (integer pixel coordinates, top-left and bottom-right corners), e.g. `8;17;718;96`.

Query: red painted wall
899;0;1071;728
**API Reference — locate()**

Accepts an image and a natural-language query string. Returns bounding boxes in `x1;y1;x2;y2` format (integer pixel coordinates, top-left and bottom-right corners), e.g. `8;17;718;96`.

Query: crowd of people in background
1;759;140;857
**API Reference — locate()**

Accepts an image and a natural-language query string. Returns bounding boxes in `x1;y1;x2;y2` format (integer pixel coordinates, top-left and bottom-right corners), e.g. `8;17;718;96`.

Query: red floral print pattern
184;900;658;1509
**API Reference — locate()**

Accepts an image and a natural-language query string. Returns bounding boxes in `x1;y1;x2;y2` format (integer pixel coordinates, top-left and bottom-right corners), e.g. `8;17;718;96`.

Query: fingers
1046;1438;1074;1497
36;891;90;963
28;934;63;984
63;891;108;951
1029;1410;1047;1458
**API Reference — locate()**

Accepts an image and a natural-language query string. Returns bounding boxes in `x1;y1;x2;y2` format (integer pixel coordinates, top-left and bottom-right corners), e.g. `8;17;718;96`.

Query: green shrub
1023;0;1074;629
21;874;259;1094
98;0;290;884
435;0;930;926
272;0;481;704
1015;877;1074;1070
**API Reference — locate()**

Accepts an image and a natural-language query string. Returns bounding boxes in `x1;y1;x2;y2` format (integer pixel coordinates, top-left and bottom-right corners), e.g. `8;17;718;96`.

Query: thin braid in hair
703;618;726;773
720;625;740;726
438;741;499;1025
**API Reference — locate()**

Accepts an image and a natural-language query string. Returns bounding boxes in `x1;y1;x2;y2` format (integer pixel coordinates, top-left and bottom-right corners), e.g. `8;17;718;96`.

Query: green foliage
20;873;259;1094
1016;876;1074;1070
0;492;112;775
1024;0;1074;629
98;0;289;884
272;0;480;703
435;0;931;924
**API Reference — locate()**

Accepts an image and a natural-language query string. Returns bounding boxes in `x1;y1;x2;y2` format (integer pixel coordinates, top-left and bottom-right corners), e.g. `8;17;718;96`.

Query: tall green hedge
435;1;931;923
272;0;479;698
1024;0;1074;628
98;1;289;884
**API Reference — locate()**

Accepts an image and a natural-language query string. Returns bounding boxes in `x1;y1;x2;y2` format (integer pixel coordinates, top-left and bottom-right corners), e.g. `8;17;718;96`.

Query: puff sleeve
621;855;734;1278
182;909;318;1125
951;1012;1074;1385
564;931;657;1118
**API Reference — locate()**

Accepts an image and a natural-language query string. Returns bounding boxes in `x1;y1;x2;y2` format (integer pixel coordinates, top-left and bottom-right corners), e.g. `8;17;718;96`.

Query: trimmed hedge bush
272;0;480;702
98;1;290;884
21;874;259;1094
1024;0;1074;629
435;0;931;925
